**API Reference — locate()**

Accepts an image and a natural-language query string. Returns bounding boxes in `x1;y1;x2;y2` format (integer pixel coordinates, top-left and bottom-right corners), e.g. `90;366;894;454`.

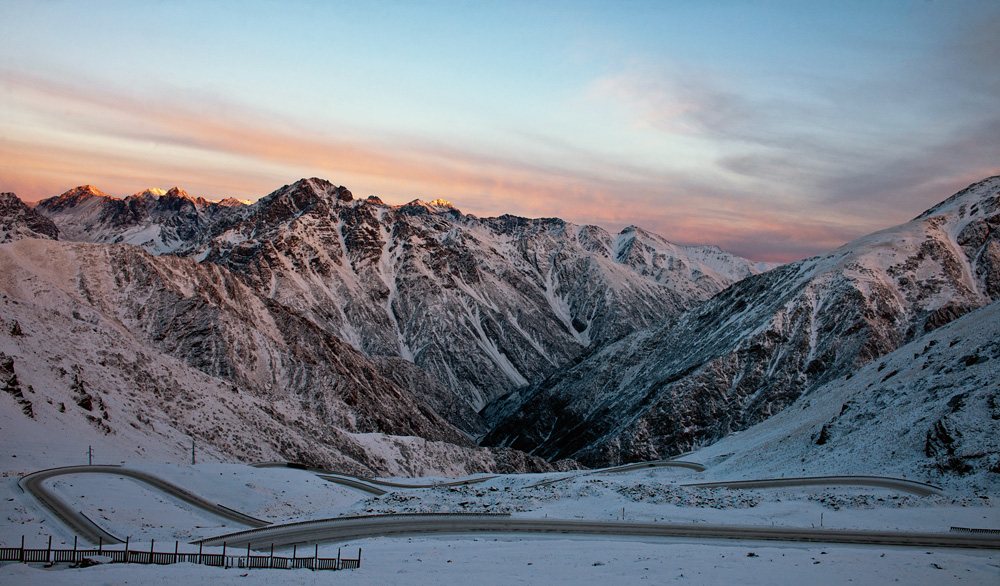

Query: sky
0;1;997;262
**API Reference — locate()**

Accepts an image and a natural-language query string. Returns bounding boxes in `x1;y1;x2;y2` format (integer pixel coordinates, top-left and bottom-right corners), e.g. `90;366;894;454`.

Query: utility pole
88;445;93;466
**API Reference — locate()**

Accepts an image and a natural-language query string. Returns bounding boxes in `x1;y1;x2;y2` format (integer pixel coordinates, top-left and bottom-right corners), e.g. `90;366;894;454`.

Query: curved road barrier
681;476;945;497
19;465;270;544
360;475;500;489
256;460;702;492
316;475;388;496
197;512;1000;551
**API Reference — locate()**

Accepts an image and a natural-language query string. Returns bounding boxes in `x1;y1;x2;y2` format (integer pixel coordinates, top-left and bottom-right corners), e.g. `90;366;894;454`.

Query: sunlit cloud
2;70;802;258
1;53;996;264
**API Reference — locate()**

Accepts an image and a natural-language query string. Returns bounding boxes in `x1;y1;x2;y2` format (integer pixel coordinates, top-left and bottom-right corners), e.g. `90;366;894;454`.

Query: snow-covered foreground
1;461;996;584
3;537;996;586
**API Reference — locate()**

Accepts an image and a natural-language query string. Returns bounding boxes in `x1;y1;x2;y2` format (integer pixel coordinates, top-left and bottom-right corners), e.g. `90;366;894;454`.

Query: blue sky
1;1;997;260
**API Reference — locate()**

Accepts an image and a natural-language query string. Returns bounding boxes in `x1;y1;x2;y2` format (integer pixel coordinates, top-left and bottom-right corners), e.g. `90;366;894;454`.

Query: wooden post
358;547;362;567
270;543;274;568
337;547;340;570
175;541;179;564
198;542;203;565
20;535;24;563
222;542;227;568
247;542;251;568
47;535;52;564
314;543;318;570
292;543;297;560
98;536;102;555
73;536;78;563
125;536;129;563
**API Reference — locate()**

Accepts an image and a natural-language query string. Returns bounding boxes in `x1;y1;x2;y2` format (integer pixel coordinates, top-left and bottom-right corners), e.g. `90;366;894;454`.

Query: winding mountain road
18;465;269;544
197;512;1000;551
525;459;706;488
682;476;945;497
19;464;968;554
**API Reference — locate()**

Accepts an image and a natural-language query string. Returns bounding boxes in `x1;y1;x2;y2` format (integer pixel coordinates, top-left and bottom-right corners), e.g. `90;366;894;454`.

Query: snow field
2;462;996;584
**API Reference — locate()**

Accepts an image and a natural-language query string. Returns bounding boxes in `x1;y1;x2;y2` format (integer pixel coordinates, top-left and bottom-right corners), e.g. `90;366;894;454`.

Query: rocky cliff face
483;177;1000;466
0;193;59;242
0;237;570;476
193;178;764;417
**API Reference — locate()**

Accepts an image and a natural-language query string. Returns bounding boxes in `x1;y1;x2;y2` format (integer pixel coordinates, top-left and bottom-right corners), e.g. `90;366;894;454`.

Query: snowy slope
0;460;994;585
692;298;1000;495
0;238;566;477
485;177;1000;469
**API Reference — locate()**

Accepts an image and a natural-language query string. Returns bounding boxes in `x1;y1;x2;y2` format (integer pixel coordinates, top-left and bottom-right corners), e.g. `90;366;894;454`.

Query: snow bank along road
251;461;500;490
682;476;945;497
18;465;270;544
526;459;707;488
198;512;1000;551
252;459;706;491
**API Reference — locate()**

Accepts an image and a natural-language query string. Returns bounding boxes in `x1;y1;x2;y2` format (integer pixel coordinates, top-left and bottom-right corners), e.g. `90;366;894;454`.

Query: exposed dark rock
0;192;59;242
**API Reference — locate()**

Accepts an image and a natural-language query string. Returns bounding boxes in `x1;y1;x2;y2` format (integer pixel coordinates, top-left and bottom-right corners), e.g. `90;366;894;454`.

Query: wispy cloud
1;56;996;264
1;70;787;254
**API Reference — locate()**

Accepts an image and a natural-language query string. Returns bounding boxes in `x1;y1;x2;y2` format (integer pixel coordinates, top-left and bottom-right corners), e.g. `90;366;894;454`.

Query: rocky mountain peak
163;186;191;200
254;178;353;220
428;198;457;210
135;188;168;198
915;175;1000;222
0;192;59;242
216;197;251;208
39;185;113;212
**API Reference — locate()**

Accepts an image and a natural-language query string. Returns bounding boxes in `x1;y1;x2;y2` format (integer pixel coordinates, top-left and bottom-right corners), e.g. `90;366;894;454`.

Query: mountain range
483;177;999;472
1;175;997;490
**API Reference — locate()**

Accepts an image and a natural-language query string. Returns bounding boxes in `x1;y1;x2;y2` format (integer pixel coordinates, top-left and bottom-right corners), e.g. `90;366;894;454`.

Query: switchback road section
18;465;269;544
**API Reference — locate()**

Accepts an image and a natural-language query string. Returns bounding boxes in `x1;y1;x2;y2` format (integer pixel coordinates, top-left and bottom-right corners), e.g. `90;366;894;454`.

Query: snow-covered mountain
36;185;248;254
39;178;766;423
691;297;1000;495
0;237;571;477
10;175;998;490
484;177;1000;470
0;193;58;243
